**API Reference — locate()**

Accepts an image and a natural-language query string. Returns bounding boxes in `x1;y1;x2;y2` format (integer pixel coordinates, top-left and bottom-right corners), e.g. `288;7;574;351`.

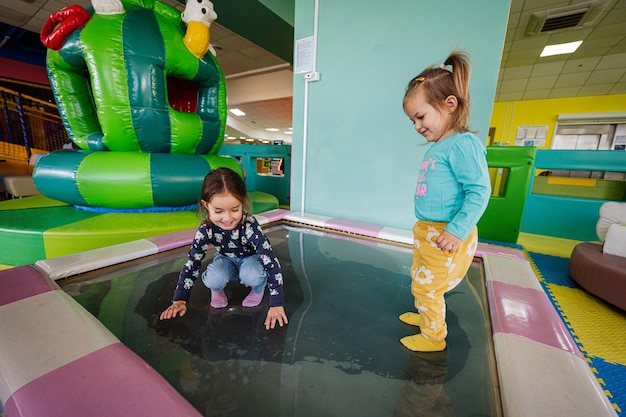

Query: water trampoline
59;223;496;416
0;211;616;417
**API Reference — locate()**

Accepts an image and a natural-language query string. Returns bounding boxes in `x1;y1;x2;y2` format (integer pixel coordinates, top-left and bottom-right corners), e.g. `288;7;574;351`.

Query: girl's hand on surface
436;230;462;253
265;306;288;330
160;301;188;320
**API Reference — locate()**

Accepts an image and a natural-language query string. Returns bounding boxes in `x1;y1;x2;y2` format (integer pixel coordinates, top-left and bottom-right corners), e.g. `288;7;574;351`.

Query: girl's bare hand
265;306;288;330
160;300;187;320
436;230;462;253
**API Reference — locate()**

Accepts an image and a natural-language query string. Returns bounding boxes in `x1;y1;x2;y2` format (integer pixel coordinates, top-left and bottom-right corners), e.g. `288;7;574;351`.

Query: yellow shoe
400;334;446;352
399;312;420;327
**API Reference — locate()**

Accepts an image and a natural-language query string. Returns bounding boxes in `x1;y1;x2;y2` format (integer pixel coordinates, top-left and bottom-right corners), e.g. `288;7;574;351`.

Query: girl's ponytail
444;51;471;132
404;50;473;133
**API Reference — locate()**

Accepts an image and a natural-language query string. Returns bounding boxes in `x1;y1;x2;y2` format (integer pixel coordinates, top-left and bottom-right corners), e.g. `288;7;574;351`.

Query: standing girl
400;51;490;352
160;167;288;330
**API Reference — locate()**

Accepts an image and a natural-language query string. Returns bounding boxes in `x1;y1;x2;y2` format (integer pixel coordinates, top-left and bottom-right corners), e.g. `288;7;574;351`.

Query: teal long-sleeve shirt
414;132;491;241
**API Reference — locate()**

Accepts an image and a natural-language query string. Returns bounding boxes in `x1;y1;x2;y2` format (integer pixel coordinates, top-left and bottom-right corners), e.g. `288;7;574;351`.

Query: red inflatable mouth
40;5;91;51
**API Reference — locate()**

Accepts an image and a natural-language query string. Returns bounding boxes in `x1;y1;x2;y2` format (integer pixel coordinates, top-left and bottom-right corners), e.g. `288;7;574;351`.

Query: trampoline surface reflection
59;224;498;417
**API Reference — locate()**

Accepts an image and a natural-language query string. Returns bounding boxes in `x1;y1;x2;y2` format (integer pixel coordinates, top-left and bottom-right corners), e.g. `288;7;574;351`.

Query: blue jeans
202;253;267;294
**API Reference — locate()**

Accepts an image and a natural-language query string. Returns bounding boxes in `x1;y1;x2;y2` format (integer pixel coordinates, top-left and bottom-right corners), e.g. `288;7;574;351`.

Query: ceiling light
284;131;292;135
229;108;246;116
540;40;582;57
266;128;279;132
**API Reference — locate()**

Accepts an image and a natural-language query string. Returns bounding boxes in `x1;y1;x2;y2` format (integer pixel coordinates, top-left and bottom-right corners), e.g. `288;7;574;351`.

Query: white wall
225;68;294;142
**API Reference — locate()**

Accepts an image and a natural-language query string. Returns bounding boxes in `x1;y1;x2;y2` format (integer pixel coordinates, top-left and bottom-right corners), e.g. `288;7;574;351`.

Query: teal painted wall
291;0;510;230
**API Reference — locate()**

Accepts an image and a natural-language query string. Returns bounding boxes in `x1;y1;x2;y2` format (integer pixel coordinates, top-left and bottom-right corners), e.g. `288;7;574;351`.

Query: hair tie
440;64;447;69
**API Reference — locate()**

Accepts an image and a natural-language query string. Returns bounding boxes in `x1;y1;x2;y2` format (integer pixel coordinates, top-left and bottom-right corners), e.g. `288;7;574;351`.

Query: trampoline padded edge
36;240;159;280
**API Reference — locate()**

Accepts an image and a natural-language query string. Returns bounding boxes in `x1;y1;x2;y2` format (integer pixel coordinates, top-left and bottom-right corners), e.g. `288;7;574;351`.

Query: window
549;116;626;181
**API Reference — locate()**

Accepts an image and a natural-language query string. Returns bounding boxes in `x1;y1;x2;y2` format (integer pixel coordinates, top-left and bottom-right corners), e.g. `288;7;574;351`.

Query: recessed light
540;40;582;57
266;128;279;132
229;108;246;116
284;131;292;135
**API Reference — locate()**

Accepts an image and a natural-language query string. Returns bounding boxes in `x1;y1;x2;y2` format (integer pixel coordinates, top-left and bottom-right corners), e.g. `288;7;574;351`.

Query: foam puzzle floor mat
528;251;625;416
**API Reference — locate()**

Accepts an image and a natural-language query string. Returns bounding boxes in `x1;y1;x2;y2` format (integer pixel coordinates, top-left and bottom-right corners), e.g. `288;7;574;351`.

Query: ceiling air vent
542;11;586;32
525;0;613;36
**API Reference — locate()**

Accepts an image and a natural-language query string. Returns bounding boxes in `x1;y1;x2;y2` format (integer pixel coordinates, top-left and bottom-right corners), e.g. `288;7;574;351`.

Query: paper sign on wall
295;36;314;74
515;125;548;147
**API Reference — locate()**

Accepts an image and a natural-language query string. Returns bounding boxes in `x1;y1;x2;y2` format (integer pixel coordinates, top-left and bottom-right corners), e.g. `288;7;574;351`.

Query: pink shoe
210;290;228;308
242;290;264;307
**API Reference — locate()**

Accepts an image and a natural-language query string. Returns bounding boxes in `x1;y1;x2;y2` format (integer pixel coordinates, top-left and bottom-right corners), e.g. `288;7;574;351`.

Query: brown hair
403;51;472;133
197;167;252;219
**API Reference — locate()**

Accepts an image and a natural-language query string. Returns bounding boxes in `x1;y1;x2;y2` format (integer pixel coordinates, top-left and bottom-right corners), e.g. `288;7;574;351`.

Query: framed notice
295;36;314;74
514;125;548;147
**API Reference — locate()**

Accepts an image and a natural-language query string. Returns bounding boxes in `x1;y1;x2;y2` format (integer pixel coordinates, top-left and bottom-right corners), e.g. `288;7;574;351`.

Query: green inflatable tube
34;152;242;208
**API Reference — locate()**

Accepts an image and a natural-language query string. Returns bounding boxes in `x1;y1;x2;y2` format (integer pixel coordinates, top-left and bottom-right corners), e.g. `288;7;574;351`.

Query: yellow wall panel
489;94;626;148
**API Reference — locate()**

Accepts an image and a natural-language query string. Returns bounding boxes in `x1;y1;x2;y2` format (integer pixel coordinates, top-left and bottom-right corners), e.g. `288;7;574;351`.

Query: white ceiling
1;0;625;142
499;0;626;101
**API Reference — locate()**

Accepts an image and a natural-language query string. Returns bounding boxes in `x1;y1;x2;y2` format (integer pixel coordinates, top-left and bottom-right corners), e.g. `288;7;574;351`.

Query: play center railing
521;150;626;242
0;84;68;163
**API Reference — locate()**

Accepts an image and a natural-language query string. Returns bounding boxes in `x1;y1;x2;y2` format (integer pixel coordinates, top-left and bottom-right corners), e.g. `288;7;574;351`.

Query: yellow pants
410;220;478;342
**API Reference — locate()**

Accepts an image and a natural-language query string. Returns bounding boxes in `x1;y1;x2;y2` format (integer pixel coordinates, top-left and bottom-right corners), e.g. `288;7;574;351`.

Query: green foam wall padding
478;146;536;243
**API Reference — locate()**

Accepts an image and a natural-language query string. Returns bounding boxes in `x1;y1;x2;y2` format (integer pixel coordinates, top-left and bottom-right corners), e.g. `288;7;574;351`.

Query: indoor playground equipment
36;0;232;208
0;211;618;417
478;146;536;243
219;143;291;207
521;149;626;241
0;0;279;266
0;143;535;267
